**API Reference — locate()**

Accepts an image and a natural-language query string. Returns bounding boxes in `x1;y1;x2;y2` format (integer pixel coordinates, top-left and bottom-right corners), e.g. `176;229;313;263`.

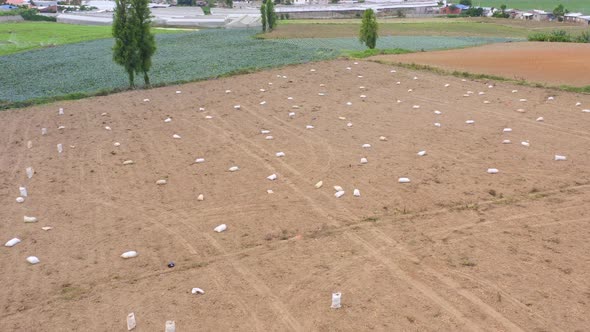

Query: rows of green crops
272;36;521;52
0;29;518;105
0;29;338;104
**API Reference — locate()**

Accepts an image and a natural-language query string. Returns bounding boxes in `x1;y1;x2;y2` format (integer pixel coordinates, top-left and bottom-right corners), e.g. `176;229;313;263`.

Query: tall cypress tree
266;0;277;31
359;9;378;49
260;1;267;32
131;0;156;86
113;0;139;87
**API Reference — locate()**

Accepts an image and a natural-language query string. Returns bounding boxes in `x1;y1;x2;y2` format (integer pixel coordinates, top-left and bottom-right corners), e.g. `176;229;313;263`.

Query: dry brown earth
1;60;589;331
373;42;590;87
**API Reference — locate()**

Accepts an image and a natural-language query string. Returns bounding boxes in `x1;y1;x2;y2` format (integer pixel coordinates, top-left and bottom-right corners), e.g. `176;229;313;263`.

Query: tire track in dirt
114;114;303;331
203;111;509;330
240;103;336;178
366;228;527;332
448;216;589;245
203;232;303;332
449;269;566;332
426;185;590;241
347;231;485;331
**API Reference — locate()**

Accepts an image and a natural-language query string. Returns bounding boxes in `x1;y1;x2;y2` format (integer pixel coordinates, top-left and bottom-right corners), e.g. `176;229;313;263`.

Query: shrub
528;32;548;41
463;7;484;17
547;30;571;42
19;8;56;21
527;30;589;43
574;30;590;43
0;9;21;16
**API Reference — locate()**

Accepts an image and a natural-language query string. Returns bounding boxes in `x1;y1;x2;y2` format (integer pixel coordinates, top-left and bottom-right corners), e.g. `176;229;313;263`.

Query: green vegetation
492;4;510;18
19;8;56;21
528;29;590;42
477;0;589;13
462;7;484;17
112;0;156;87
260;0;277;33
0;22;181;56
261;2;267;32
263;18;589;39
272;35;520;52
344;48;412;58
552;4;568;22
0;29;339;108
359;9;378;49
134;0;156;86
0;7;56;20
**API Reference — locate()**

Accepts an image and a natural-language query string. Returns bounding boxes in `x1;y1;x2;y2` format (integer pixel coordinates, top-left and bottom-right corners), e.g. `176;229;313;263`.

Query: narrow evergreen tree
261;2;267;32
359;9;378;49
113;0;139;87
131;0;156;86
266;0;277;31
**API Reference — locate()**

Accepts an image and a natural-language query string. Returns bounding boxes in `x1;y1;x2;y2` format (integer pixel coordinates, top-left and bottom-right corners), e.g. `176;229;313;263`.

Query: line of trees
112;0;156;88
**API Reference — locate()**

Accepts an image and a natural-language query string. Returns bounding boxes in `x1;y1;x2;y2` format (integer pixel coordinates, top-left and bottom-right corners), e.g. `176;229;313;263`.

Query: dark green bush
19;8;56;21
547;30;572;42
462;7;484;17
528;32;548;41
574;30;590;43
0;9;21;16
528;30;589;43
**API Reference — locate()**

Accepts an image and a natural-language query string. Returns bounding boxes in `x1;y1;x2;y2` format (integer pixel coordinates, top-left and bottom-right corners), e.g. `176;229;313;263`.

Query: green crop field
266;17;589;39
0;29;339;106
0;28;521;106
476;0;590;13
0;22;187;56
273;36;519;51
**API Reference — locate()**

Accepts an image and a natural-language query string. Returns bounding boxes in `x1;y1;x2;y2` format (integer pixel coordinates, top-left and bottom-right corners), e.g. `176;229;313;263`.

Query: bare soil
373;42;590;87
1;60;589;331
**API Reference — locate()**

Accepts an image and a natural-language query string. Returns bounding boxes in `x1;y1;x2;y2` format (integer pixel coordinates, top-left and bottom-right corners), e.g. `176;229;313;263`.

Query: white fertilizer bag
331;292;342;309
24;216;37;223
214;224;227;233
127;313;136;331
165;321;176;332
121;251;138;259
192;288;205;295
26;256;40;265
5;238;21;247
